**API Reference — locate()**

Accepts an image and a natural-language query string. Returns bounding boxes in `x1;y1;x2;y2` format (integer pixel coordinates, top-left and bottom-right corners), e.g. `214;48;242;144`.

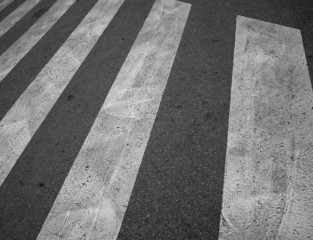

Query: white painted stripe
0;0;75;83
0;0;42;38
219;16;313;240
0;0;14;12
37;1;191;239
0;0;125;186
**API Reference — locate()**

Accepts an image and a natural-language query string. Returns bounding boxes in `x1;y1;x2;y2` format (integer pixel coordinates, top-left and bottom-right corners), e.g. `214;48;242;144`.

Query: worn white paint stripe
0;0;75;83
0;0;14;12
37;1;191;239
0;0;125;186
0;0;42;38
219;16;313;240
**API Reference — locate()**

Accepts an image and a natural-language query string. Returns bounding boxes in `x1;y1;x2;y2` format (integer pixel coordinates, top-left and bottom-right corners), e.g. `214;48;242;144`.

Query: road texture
0;0;312;239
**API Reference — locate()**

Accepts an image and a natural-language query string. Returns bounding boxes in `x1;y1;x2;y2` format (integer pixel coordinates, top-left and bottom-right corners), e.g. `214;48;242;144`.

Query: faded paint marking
0;0;42;38
0;0;76;83
0;0;124;186
37;1;191;239
219;16;313;240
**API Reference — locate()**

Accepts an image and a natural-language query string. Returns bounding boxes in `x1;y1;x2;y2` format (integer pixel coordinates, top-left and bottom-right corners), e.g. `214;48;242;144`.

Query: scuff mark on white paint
57;210;71;240
6;120;31;155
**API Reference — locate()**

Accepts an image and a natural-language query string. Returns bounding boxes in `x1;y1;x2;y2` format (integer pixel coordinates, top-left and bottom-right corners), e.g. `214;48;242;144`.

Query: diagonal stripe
0;0;98;121
0;0;27;21
0;0;154;239
0;0;125;186
0;0;57;56
0;0;14;12
0;0;76;83
219;16;313;239
37;1;191;239
0;0;42;38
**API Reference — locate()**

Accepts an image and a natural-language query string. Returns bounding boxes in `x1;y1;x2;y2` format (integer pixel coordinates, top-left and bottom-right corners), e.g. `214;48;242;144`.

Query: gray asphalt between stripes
0;0;154;239
0;0;99;121
0;0;312;239
117;0;313;239
0;0;26;22
0;0;56;56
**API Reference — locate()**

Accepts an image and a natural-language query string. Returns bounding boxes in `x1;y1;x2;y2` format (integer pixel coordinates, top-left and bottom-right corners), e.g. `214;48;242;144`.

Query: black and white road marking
0;0;312;239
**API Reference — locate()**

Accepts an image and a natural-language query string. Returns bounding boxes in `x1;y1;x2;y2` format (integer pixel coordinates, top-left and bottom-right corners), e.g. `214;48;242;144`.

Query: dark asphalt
118;0;313;239
0;0;312;239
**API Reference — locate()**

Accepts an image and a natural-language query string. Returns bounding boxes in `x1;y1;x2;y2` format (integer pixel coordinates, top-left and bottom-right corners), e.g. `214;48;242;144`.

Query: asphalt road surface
0;0;313;239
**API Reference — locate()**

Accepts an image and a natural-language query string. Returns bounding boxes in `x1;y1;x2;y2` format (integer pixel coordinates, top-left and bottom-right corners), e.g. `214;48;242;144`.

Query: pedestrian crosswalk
0;0;123;186
37;1;190;239
0;0;312;239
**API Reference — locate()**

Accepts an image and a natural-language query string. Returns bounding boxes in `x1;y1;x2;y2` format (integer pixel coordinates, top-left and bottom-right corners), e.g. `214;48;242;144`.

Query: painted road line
219;16;313;239
0;0;28;23
0;0;57;56
0;0;98;120
0;0;125;186
0;1;154;238
0;0;42;38
37;1;191;239
0;0;14;12
0;0;75;83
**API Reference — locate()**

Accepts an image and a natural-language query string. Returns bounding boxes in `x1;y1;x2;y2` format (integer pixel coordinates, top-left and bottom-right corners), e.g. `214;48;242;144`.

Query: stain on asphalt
67;95;74;101
32;7;49;19
203;111;219;123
